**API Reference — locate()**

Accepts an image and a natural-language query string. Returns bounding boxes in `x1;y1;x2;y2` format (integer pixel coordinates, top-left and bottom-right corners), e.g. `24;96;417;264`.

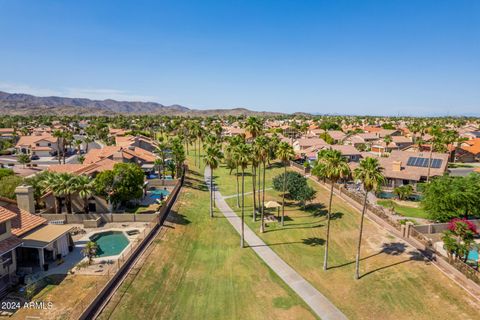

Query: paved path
205;167;347;320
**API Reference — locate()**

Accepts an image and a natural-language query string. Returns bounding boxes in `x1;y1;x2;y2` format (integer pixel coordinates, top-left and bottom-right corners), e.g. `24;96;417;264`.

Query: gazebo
265;201;281;218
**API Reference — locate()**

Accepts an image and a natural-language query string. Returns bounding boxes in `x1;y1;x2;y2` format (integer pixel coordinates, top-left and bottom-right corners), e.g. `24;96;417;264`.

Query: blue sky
0;0;479;115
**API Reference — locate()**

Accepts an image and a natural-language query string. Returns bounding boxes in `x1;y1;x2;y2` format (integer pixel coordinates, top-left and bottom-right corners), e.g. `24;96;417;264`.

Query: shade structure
265;201;281;209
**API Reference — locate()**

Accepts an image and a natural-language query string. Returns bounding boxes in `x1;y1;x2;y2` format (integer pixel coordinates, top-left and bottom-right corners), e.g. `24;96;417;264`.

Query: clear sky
0;0;479;116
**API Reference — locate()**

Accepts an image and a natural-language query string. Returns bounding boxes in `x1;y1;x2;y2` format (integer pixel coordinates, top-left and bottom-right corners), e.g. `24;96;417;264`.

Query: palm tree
312;149;351;270
204;145;223;218
17;154;31;168
234;143;251;248
255;136;270;232
251;143;260;221
53;130;64;164
383;135;392;155
276;142;295;226
353;157;385;279
75;175;94;214
82;241;98;265
244;116;263;140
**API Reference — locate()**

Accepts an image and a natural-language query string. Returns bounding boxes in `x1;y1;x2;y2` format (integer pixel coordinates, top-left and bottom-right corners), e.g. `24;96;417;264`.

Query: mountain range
0;91;282;116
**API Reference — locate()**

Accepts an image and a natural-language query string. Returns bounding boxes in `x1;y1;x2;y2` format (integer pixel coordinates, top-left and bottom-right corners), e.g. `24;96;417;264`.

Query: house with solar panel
377;150;449;189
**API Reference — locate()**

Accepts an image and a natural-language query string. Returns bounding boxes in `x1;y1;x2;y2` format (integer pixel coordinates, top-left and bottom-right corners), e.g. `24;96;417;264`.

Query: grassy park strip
214;162;480;320
377;200;429;220
98;166;317;320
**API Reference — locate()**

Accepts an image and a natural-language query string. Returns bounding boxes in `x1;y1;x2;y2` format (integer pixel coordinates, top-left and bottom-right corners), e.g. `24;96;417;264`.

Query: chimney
392;161;402;172
15;185;35;214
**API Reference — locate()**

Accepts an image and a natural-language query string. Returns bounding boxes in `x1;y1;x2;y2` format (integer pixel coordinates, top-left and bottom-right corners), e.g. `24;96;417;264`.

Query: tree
393;185;414;201
94;163;145;209
75;175;94;214
0;175;23;199
204;145;223;218
82;241;98;265
422;174;480;222
312;149;351;271
442;218;478;263
272;171;315;207
276;142;295;226
234;143;251;248
17;154;31;168
353;157;385;279
256;136;270;232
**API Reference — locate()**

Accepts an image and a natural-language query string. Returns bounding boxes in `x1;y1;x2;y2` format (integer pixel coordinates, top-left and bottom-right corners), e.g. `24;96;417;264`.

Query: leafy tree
422;174;480;222
0;175;23;199
94;163;145;209
17;154;31;168
442;218;478;263
0;168;14;180
353;157;385;280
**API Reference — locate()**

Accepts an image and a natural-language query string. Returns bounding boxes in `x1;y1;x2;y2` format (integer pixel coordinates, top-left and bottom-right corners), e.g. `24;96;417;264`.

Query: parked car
30;154;39;160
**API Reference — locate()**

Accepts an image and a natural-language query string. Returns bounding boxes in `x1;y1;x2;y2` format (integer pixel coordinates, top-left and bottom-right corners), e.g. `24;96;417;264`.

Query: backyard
377;199;429;220
98;164;317;320
214;161;480;320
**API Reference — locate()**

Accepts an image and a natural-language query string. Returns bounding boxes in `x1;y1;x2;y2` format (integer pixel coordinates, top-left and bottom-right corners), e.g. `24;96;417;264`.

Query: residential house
377;150;449;189
0;128;15;140
15;133;58;157
0;186;74;294
293;138;328;152
455;139;480;163
371;136;413;155
115;135;158;152
319;145;362;162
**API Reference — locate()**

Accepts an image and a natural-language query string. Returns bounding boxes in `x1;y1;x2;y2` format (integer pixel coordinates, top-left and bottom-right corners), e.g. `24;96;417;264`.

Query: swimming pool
90;231;130;257
378;191;422;201
467;248;479;262
150;189;170;199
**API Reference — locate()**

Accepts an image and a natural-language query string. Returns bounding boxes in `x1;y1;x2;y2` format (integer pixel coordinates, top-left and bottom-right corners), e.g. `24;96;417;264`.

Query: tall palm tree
255;136;270;232
53;130;64;164
244;116;263;140
312;149;351;270
75;175;95;214
353;157;385;279
204;145;223;218
234;143;251;248
251;142;260;221
276;142;295;226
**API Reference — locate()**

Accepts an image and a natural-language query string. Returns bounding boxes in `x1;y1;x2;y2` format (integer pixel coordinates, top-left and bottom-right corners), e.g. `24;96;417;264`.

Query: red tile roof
3;204;47;237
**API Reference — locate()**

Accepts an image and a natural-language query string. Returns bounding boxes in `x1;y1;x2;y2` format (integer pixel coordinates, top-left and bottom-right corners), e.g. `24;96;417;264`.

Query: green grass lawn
100;161;317;320
214;162;480;320
377;200;430;219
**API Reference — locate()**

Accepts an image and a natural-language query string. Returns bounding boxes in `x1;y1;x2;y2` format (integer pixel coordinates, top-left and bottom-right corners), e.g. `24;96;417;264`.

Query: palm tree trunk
194;139;197;166
252;165;257;221
210;167;214;218
426;144;433;182
260;161;266;233
241;168;245;248
281;163;287;226
257;163;261;213
324;181;334;271
55;197;60;213
355;191;369;280
236;167;240;208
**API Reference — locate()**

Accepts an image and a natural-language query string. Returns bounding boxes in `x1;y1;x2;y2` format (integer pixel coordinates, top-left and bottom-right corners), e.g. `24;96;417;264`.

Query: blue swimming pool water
378;191;421;201
149;189;170;199
90;231;129;257
467;249;479;261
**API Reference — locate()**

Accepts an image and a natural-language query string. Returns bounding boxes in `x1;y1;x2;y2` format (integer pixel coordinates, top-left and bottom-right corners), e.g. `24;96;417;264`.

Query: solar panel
406;157;443;169
432;159;442;168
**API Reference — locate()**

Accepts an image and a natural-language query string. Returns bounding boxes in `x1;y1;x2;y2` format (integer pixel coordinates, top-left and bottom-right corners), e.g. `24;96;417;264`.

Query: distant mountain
0;91;282;116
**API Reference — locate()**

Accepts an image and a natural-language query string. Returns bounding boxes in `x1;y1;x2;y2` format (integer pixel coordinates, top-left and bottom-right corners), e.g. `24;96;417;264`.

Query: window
0;223;6;235
48;143;51;147
36;143;40;147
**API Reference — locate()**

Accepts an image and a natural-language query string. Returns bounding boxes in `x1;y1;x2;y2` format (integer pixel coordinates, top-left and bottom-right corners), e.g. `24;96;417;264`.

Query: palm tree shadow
249;237;325;248
329;242;418;271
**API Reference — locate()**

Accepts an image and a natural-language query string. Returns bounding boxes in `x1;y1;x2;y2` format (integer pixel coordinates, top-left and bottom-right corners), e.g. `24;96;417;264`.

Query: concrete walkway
205;167;347;320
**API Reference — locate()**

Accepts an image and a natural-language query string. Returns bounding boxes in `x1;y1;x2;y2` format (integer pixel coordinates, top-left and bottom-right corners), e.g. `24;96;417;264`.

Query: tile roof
0;205;18;223
4;204;47;237
461;138;480;155
0;236;22;255
16;134;57;147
